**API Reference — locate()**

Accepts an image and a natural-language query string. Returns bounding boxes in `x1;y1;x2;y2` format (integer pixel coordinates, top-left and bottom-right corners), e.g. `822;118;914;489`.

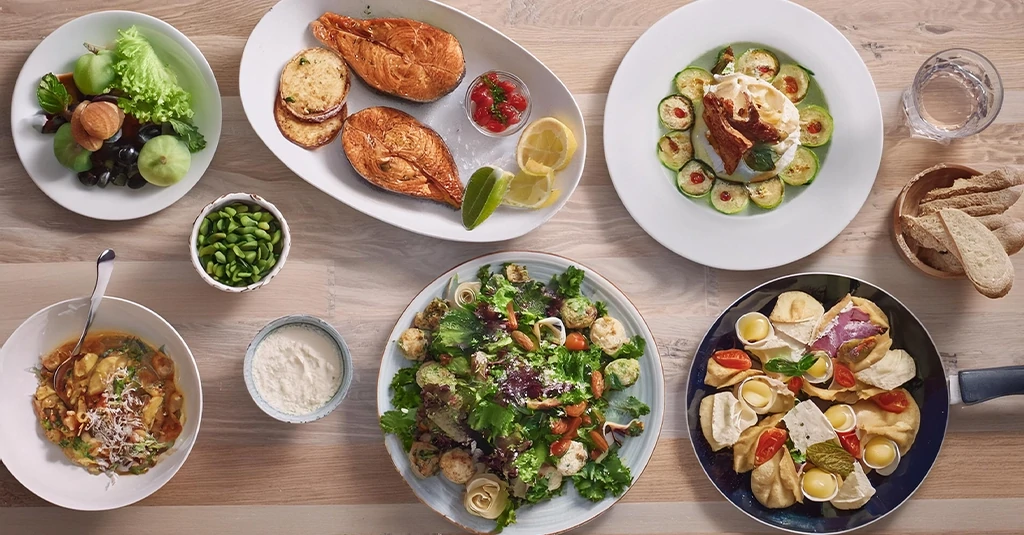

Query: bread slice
919;187;1021;216
279;48;350;122
994;222;1024;256
275;98;346;149
901;214;952;251
975;214;1019;230
921;168;1024;203
939;208;1014;298
918;248;965;275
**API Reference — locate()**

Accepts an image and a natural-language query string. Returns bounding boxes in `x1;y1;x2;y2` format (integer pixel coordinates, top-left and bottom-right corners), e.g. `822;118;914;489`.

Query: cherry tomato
787;376;803;395
565;332;589;351
498;103;519;123
689;172;705;184
485;72;499;83
498;80;516;94
720;191;732;202
485;120;507;133
838;431;861;459
712;349;752;370
508;93;528;111
833;361;856;388
476;92;494;109
470;84;489;102
754;428;788;467
472;105;491;123
871;390;910;413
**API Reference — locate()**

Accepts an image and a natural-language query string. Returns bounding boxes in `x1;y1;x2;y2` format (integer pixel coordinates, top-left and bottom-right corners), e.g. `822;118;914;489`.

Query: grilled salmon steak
341;107;463;208
311;13;466;103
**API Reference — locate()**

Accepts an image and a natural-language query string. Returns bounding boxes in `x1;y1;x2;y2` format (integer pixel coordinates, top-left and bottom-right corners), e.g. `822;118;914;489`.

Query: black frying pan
685;273;1024;533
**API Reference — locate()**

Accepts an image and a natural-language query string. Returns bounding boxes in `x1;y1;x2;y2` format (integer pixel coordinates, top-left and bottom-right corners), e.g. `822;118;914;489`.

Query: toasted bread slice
901;214;951;251
939;208;1014;298
994;222;1024;256
918;248;965;275
921;168;1024;203
975;214;1020;230
919;187;1021;217
275;98;346;149
279;48;350;122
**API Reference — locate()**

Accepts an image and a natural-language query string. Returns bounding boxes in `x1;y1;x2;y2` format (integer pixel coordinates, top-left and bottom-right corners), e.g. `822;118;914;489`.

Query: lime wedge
462;166;514;230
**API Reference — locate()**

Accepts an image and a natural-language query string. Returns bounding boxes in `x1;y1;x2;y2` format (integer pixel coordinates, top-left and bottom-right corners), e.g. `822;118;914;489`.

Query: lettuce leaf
111;26;194;124
468;399;516;438
552;266;585;298
613;335;647;359
380;409;417;450
389;366;421;410
612;396;650;419
431;305;484;356
571;451;632;501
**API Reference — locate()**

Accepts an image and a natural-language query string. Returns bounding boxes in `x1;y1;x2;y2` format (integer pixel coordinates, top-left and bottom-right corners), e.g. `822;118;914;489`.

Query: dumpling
837;332;893;373
699;392;758;451
801;377;885;404
751;448;803;509
769;291;825;345
855;349;917;391
745;331;806;363
853;388;921;454
704;358;762;388
731;413;785;473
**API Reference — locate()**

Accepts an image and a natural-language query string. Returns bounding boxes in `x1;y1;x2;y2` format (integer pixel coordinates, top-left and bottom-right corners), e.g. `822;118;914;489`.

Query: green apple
53;123;93;172
73;50;117;95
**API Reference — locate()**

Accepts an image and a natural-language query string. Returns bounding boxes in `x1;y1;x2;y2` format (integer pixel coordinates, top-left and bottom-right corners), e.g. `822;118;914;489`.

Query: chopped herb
37;73;72;115
595;301;609;318
786;438;807;464
572;451;632;501
299;57;309;65
42;419;53;430
284;96;296;103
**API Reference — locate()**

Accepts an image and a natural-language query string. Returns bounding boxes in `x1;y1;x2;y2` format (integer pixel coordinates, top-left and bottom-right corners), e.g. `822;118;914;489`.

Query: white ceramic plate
377;251;665;534
0;297;203;510
11;11;222;221
604;0;882;270
240;0;586;242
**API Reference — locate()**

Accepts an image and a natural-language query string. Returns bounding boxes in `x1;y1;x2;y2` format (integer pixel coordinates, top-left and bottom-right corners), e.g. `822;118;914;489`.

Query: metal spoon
53;249;115;405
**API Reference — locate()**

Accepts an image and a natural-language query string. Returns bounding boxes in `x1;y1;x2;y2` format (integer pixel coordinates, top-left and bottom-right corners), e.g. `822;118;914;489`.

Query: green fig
73;49;117;95
53;123;93;172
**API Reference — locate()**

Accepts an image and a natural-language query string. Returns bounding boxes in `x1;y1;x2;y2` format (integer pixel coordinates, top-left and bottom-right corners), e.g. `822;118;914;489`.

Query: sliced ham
811;307;882;357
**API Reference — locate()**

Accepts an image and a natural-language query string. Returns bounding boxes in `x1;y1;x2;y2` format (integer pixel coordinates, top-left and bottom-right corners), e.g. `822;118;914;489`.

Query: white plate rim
238;0;587;243
10;10;223;221
603;0;883;271
376;250;666;534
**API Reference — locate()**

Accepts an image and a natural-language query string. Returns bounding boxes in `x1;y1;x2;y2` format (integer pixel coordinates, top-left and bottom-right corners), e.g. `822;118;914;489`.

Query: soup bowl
0;296;202;510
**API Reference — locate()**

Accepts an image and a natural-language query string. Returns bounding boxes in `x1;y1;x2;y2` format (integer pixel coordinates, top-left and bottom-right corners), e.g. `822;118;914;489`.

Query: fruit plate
10;11;222;221
378;251;664;534
604;0;882;270
240;0;586;243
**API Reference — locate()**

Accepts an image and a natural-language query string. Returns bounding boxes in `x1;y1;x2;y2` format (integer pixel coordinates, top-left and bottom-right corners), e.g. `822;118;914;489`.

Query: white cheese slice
855;349;917;391
782;400;837;453
704;392;758;450
773;319;819;346
831;463;876;510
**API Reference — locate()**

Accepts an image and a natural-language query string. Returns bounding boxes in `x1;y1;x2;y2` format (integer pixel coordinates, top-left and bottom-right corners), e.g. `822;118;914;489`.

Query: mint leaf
168;118;207;153
38;73;72;115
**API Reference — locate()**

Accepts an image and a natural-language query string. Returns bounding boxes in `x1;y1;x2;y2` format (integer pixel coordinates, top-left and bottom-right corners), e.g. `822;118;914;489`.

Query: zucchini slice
779;146;820;186
735;48;780;82
799;105;834;147
657;131;693;171
746;177;785;209
677;159;716;198
674;67;714;103
711;46;735;75
710;180;749;214
772;64;810;103
658;95;694;130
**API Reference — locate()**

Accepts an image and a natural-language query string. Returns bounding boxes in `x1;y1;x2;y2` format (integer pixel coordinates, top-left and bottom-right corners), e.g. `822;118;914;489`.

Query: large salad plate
11;11;222;221
240;0;586;243
604;0;882;270
0;296;203;510
377;251;664;534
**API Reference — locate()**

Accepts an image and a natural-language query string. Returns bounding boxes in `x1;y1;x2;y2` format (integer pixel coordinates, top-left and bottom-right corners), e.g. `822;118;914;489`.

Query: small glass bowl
464;70;532;137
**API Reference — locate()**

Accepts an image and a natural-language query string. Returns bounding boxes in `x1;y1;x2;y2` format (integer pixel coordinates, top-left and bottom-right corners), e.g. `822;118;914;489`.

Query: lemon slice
503;170;560;209
516;117;578;176
462;166;514;230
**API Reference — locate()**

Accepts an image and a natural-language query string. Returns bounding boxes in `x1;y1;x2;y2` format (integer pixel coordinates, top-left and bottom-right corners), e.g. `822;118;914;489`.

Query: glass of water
901;48;1003;143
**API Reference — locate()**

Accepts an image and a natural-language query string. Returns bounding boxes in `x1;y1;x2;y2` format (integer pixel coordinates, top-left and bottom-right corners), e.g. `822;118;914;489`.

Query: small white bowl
243;315;353;424
188;192;291;293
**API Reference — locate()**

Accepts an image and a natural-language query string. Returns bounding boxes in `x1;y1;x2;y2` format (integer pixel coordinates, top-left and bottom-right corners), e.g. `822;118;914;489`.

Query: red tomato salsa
469;72;529;133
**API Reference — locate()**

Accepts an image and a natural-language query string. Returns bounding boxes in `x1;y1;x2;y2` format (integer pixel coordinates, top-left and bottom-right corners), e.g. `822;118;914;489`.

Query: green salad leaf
168;118;207;153
572;452;632;502
614;335;647;359
468;399;516;438
37;73;71;115
595;301;609;318
389;366;421;410
431;305;484;356
495;502;517;533
514;280;552;323
476;264;494;286
553;266;585;298
482;274;518;313
549;345;602;383
513;443;546;484
380;409;417;450
786;438;807;464
110;26;195;124
613;396;650;418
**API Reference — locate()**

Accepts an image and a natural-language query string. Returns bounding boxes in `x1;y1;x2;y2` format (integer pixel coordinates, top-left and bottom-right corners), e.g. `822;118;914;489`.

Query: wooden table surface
2;0;1023;533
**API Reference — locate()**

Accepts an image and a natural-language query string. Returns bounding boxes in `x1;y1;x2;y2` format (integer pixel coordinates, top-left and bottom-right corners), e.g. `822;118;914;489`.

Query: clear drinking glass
901;48;1003;143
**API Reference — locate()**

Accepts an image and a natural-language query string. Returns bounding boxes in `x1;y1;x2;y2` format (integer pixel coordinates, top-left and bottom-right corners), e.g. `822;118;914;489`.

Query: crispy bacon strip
702;93;751;175
730;101;781;144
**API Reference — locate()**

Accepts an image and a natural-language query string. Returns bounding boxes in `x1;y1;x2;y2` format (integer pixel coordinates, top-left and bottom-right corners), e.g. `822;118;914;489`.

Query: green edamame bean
232;245;244;258
238;227;256;235
236;271;252;278
226;250;236;263
244;251;257;263
250;229;268;241
240;215;257;227
214;251;227;264
205;260;215;275
199;219;210;234
227;221;239;233
240;242;258;251
260;212;274;223
216;218;227;231
197;234;206;246
271;229;281;245
257;221;271;231
223;206;237;217
225;233;240;244
233;204;248;213
208;232;226;243
214;242;227;251
215;264;225;278
198;245;218;256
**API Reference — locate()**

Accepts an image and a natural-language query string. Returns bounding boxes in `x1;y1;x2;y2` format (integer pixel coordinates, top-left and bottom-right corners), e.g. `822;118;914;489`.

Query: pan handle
957;366;1024;405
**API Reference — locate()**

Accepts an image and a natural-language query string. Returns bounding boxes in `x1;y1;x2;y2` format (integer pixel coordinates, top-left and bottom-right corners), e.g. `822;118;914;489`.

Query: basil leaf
796;353;820;373
743;144;778;172
37;73;72;115
763;358;797;376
